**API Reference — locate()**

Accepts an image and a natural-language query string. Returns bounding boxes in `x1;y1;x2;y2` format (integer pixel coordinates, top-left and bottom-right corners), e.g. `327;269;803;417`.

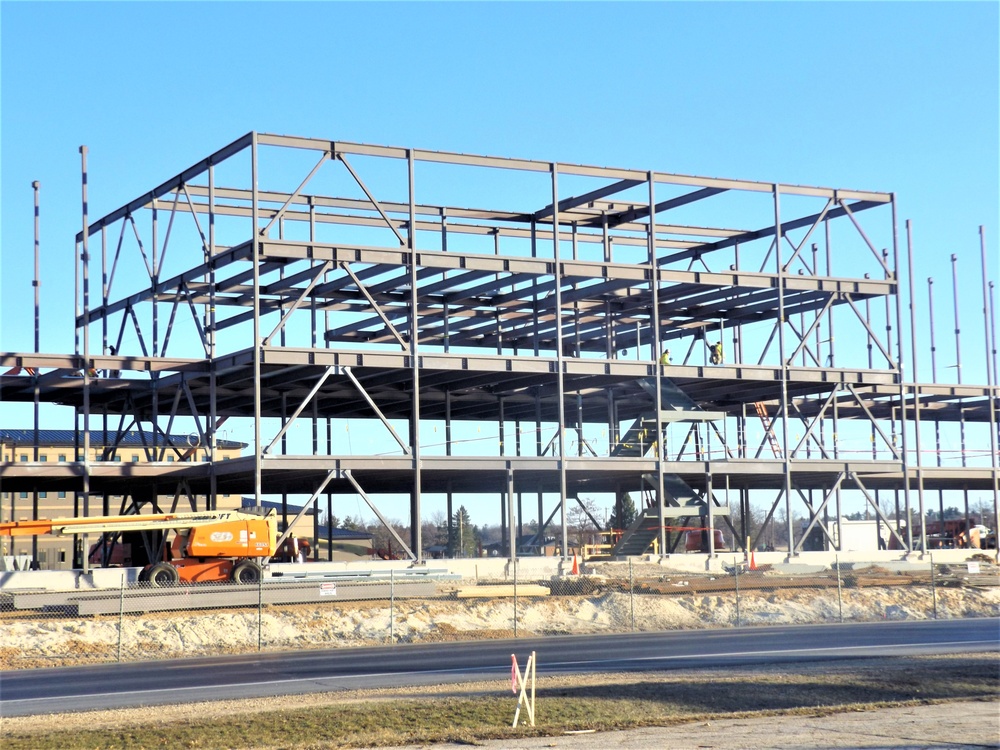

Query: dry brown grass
3;653;997;750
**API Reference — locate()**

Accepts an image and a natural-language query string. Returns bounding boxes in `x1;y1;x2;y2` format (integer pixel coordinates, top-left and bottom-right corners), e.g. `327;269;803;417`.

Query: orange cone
749;549;757;571
571;554;579;575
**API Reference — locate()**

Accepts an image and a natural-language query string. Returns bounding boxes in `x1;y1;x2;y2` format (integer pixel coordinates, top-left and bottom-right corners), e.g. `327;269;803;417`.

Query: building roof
0;429;246;451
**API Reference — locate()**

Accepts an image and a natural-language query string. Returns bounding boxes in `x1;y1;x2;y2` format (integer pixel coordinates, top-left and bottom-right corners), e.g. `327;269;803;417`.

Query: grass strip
3;655;997;750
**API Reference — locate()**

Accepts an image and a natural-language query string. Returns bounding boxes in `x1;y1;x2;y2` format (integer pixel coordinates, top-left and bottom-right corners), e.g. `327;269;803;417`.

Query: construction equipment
0;509;280;585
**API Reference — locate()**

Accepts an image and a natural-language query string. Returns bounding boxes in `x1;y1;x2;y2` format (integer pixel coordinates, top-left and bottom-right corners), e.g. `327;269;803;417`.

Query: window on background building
77;454;84;461
114;456;122;462
40;455;47;462
59;454;66;462
20;455;27;462
58;491;66;498
132;455;139;462
59;551;66;563
167;455;175;462
19;492;27;498
39;492;47;498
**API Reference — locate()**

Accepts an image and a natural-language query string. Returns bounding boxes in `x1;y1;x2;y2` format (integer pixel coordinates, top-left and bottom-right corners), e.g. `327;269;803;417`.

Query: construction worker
659;348;671;365
709;341;724;365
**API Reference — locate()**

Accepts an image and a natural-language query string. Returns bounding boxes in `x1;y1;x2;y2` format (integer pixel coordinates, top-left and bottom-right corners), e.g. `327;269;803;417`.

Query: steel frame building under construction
1;132;998;564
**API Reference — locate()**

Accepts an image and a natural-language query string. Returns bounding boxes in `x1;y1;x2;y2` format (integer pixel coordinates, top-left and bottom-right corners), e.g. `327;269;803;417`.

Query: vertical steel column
773;185;794;553
825;223;835;368
952;255;963;386
101;225;108;355
31;181;40;563
500;398;507;550
981;227;1000;552
208;163;218;511
280;393;288;529
905;221;924;552
150;191;160;470
531;221;539;358
100;223;110;516
928;277;944;485
80;146;91;573
551;164;569;558
990;282;998;394
951;255;968;476
251;134;262;506
890;198;912;550
929;276;946;526
507;468;516;562
326;419;333;561
445;390;453;546
535;389;543;546
408;149;423;559
983;228;996;390
442;209;450;352
33;181;40;356
648;173;667;556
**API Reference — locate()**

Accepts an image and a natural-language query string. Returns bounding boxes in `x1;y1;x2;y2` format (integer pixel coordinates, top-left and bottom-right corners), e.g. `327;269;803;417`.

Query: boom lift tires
231;559;262;584
147;562;180;587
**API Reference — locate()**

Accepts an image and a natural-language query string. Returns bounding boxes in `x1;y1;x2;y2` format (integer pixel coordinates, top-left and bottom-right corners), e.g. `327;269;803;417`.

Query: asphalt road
2;618;997;717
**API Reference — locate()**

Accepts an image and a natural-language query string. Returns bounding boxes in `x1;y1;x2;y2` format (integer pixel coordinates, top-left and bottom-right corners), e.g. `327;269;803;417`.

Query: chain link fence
2;555;997;669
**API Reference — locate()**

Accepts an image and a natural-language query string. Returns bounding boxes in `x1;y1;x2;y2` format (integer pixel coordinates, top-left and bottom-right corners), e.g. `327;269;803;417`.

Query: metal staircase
610;377;729;557
611;377;725;458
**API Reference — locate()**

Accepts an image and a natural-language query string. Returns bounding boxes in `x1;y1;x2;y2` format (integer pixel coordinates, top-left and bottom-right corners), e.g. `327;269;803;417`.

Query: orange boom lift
0;509;280;585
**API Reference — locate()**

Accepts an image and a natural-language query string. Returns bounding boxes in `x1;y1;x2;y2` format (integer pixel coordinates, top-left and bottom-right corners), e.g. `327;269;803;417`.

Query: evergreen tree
608;493;638;531
448;506;478;558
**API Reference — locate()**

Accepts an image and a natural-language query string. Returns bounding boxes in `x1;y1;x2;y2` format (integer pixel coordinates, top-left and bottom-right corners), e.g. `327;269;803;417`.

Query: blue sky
1;2;998;524
2;1;997;374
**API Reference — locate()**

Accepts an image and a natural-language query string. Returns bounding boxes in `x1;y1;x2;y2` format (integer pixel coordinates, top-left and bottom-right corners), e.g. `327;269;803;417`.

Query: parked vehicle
685;528;726;552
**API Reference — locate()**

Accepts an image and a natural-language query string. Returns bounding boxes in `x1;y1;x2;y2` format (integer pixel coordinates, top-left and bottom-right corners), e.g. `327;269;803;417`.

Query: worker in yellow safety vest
709;341;724;365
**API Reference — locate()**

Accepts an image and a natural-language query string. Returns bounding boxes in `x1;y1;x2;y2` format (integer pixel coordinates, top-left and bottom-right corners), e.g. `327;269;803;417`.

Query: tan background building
1;429;245;569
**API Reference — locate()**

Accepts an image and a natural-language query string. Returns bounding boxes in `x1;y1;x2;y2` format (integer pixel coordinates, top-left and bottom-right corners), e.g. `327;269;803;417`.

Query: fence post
930;553;938;620
629;557;635;633
734;559;741;628
390;568;395;644
835;555;843;623
118;573;125;662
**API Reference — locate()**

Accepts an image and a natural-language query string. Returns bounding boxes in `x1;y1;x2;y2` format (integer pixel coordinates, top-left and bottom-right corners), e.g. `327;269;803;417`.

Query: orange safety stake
571;554;579;575
749;549;757;571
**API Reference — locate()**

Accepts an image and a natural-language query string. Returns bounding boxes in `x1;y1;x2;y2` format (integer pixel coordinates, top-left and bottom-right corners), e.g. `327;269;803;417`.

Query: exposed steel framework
1;132;997;563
